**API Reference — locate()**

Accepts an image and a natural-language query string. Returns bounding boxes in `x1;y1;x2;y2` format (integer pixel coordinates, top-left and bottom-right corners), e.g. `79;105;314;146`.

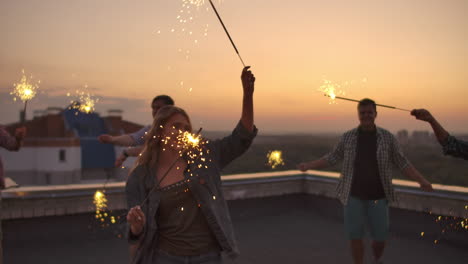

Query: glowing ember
69;89;99;114
267;150;285;169
10;69;40;102
318;79;345;104
93;190;117;227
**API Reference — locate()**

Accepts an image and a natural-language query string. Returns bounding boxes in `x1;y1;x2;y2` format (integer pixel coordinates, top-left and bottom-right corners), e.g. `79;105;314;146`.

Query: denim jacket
126;122;257;263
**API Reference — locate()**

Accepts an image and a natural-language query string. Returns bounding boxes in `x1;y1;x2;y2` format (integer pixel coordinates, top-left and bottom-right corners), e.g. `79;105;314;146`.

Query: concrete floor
3;194;468;264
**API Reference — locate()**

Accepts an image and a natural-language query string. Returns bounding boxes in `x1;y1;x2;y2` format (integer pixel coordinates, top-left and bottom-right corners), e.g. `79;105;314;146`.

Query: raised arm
241;66;255;132
211;67;257;170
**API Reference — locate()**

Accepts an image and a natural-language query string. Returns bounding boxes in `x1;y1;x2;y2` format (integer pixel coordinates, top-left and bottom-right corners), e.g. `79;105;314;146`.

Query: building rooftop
2;171;467;264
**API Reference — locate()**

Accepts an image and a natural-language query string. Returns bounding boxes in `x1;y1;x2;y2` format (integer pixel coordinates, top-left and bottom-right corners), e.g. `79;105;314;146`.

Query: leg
368;199;389;263
371;240;385;262
350;239;364;264
344;197;366;264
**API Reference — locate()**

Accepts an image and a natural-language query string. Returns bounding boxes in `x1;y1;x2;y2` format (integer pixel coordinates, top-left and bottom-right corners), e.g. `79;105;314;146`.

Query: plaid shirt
323;126;410;205
442;135;468;160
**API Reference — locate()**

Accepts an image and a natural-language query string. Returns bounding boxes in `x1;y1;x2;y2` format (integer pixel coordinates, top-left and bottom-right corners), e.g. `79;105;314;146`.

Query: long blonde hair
132;105;192;171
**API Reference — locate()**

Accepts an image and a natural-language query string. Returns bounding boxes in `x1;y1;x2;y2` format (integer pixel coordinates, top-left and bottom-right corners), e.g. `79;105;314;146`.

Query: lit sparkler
68;89;99;114
93;190;118;226
318;79;410;112
267;150;285;169
318;79;345;104
10;69;40;122
138;128;207;208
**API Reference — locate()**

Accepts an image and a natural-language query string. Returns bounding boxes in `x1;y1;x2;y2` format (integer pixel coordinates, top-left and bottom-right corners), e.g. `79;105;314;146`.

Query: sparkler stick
325;95;411;112
208;0;246;67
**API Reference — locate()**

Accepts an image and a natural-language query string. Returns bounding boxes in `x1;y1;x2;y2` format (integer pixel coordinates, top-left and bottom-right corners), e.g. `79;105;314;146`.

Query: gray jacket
126;122;257;263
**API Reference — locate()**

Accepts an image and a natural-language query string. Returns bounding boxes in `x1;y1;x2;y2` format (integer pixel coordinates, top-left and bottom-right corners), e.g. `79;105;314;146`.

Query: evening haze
1;0;467;133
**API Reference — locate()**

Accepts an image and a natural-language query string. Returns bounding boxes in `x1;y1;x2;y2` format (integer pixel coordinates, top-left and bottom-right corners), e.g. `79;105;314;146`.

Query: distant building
410;130;435;146
0;106;143;186
397;129;409;145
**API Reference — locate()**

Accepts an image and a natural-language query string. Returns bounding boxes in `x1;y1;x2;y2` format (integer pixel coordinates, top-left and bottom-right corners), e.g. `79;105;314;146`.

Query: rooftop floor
3;194;468;264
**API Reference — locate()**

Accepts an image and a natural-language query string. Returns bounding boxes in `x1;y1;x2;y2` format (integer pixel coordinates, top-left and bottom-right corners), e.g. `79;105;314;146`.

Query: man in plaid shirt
411;109;468;160
298;99;433;264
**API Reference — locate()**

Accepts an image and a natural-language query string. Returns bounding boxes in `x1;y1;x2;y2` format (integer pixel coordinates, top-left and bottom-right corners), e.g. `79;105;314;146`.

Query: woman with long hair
126;67;257;264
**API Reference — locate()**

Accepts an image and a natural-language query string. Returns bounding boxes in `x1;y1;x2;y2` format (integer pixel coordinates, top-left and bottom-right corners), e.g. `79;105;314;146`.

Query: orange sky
1;0;467;133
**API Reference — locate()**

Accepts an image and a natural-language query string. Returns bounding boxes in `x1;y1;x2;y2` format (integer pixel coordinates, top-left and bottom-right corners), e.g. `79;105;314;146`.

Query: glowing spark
69;89;99;114
420;232;425;237
93;190;107;212
318;79;345;104
10;69;40;102
267;150;285;169
93;190;117;226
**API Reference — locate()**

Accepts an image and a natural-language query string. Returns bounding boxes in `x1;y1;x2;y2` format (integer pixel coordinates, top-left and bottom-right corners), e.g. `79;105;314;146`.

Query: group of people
1;67;467;264
95;67;466;264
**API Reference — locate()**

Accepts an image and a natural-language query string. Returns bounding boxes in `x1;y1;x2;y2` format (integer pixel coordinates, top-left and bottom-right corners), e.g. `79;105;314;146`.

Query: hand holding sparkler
127;206;146;237
241;66;255;132
411;109;436;123
410;108;452;146
241;66;255;95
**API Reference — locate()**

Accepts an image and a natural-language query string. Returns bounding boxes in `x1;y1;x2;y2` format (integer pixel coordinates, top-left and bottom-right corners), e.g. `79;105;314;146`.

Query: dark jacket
126;122;257;263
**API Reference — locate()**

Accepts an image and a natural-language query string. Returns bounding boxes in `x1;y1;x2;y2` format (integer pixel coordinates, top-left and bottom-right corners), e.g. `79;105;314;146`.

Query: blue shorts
344;196;389;241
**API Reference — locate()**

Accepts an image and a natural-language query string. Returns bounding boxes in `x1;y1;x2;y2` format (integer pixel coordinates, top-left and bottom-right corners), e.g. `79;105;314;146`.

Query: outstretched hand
98;134;113;144
411;109;434;123
419;180;434;192
241;66;255;96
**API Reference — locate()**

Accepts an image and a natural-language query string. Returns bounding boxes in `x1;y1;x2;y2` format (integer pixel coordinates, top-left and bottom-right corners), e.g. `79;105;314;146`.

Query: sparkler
10;70;40;123
139;128;206;207
267;150;285;169
93;190;117;226
319;79;410;111
208;0;246;66
68;89;99;114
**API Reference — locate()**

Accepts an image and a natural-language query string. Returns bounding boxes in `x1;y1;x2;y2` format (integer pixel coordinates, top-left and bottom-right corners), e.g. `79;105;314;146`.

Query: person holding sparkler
298;98;433;264
411;109;468;160
0;125;27;263
98;95;175;167
125;66;256;264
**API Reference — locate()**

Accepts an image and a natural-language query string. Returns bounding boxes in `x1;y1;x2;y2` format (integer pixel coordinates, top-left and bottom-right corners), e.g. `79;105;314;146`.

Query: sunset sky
1;0;467;134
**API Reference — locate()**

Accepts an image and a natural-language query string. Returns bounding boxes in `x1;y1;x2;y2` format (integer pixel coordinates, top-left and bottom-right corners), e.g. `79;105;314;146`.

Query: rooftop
2;170;468;263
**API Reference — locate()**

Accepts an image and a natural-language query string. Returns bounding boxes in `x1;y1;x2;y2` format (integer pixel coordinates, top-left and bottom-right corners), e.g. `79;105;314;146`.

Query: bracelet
122;149;129;158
